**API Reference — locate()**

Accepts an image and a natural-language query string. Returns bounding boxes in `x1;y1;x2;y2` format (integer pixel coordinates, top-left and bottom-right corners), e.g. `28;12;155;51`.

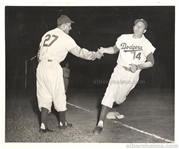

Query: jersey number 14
133;52;141;60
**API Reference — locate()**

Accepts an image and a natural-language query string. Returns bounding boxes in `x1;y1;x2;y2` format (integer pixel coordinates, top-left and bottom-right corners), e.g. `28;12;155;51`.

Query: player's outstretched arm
69;46;103;61
98;45;119;54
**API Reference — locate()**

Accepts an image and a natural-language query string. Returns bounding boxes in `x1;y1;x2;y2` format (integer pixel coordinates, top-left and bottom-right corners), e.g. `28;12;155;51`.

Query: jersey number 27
43;34;58;47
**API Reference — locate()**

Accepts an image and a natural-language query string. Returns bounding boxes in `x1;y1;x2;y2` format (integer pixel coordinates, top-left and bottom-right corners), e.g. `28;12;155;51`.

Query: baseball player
93;19;156;135
62;62;70;94
36;15;103;133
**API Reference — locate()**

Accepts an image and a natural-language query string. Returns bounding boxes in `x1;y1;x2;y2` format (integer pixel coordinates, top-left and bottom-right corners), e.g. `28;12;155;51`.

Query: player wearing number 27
93;19;156;135
36;15;103;133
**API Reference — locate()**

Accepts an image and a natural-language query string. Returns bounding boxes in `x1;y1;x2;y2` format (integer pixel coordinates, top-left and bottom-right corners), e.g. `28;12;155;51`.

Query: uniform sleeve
144;42;156;56
115;35;124;49
65;35;79;52
64;35;96;60
69;46;96;61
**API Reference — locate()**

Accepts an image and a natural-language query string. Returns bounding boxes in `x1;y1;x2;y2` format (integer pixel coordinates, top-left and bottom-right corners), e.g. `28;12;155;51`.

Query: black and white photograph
2;1;178;148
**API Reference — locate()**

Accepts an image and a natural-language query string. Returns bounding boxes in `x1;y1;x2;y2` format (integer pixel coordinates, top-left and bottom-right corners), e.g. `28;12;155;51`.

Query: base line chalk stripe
67;102;93;113
113;120;174;143
67;102;174;143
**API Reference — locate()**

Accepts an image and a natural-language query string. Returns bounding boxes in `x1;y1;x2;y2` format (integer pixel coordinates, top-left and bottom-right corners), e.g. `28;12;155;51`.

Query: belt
122;66;131;72
39;59;53;62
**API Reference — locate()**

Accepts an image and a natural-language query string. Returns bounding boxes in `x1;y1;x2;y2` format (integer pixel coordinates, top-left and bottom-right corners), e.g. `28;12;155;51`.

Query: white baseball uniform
102;34;156;108
36;28;96;112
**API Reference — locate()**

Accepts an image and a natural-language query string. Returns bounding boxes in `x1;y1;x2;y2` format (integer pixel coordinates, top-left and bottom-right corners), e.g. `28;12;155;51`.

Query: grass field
4;87;175;144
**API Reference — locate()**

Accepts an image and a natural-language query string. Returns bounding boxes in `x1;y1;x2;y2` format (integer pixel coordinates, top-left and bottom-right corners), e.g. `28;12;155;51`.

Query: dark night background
5;6;175;92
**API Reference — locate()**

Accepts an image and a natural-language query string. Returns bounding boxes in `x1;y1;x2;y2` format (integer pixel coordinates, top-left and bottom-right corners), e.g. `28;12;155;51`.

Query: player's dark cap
134;19;148;29
57;15;75;26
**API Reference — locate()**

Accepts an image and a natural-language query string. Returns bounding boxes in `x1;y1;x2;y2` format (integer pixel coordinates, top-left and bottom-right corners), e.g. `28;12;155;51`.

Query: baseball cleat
93;126;103;135
58;121;72;129
39;128;54;133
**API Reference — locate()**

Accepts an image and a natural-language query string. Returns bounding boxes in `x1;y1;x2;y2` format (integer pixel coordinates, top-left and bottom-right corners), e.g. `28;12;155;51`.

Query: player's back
39;28;71;63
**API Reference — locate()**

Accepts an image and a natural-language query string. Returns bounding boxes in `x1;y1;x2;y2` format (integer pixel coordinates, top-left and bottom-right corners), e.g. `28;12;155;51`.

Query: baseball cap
134;19;148;29
57;15;75;26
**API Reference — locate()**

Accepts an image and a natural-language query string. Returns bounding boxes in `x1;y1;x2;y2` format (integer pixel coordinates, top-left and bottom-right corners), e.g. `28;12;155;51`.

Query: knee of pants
101;99;114;108
37;97;52;112
39;104;52;113
116;97;126;105
54;104;67;112
53;99;67;112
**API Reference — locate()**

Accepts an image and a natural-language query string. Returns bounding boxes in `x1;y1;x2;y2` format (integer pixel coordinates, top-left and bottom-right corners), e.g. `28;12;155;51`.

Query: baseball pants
101;64;140;108
36;60;67;113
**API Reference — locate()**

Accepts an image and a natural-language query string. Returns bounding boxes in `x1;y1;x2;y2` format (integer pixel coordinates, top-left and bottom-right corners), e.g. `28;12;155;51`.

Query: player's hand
129;64;138;73
98;47;105;54
95;50;104;59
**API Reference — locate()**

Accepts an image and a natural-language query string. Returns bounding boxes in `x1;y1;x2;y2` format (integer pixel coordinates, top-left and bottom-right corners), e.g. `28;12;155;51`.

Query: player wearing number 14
93;19;156;135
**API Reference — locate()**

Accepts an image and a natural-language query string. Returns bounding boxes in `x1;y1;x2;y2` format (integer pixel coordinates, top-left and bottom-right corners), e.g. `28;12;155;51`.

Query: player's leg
59;111;66;125
39;107;53;133
58;111;72;129
36;62;53;133
115;69;140;105
93;105;110;135
93;74;117;135
93;65;126;135
99;105;110;123
41;107;48;129
52;63;72;129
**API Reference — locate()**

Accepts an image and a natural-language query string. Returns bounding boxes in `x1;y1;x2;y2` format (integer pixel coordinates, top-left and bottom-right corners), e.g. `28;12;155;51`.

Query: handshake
95;47;105;59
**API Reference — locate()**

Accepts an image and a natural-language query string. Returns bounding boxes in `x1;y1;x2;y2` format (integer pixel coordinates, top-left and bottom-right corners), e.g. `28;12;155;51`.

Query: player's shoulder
42;28;55;36
117;34;132;40
142;35;156;50
120;34;132;37
65;34;77;45
142;35;153;44
46;28;56;33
